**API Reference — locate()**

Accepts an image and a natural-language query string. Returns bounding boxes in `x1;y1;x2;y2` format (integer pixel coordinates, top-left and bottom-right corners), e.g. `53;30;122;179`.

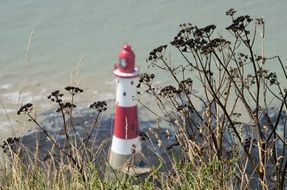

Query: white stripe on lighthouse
116;77;137;107
111;135;141;155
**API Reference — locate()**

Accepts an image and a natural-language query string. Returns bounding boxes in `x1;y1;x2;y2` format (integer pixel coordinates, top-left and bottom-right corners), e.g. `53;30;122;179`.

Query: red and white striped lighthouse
109;44;141;169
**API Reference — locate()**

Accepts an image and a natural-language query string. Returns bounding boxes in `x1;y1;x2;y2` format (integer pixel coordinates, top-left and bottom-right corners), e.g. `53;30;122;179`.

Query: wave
0;83;13;90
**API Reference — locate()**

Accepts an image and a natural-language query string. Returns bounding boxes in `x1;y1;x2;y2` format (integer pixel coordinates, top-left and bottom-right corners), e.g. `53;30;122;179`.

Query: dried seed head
166;129;171;136
270;175;277;182
255;17;264;25
131;144;136;154
262;125;268;132
155;133;159;140
65;86;83;95
202;111;206;118
17;103;34;115
89;101;107;112
199;128;203;134
157;139;162;147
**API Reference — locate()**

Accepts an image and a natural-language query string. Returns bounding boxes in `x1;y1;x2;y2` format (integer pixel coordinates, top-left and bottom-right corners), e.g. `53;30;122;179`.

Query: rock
2;104;177;176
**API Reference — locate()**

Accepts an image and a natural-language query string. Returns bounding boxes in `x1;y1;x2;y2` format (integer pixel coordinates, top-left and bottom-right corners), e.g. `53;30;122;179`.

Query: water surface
0;0;286;140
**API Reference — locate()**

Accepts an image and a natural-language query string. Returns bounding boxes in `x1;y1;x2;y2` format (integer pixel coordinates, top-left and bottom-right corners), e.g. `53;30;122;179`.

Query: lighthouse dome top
114;44;139;78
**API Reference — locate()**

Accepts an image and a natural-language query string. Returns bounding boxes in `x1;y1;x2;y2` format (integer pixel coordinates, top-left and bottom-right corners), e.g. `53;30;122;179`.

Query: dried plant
139;8;287;189
2;85;109;187
1;8;287;190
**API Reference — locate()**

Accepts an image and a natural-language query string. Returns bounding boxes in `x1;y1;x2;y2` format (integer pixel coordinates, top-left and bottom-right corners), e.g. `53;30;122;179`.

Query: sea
0;0;287;141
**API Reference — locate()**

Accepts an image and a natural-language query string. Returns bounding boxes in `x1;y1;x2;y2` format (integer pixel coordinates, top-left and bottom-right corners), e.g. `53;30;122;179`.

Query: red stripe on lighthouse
114;105;139;139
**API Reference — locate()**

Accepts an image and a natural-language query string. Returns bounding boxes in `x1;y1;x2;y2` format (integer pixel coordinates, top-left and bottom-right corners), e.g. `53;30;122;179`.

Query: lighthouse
109;44;141;169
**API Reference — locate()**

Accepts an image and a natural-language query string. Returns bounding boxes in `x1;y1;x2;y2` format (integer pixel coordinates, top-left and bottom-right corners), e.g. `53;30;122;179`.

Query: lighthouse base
109;151;137;169
108;135;142;169
108;149;151;176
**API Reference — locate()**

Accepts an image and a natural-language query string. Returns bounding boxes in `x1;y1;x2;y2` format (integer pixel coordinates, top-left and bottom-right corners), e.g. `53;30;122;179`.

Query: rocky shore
2;101;179;176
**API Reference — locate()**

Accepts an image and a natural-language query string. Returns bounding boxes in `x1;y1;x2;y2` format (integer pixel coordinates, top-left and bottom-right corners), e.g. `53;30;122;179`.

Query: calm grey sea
0;0;287;139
